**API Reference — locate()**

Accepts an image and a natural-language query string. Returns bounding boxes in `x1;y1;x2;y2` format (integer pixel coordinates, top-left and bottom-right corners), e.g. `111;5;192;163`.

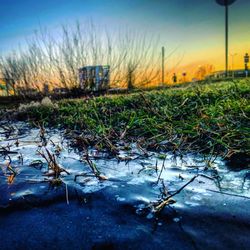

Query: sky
0;0;250;75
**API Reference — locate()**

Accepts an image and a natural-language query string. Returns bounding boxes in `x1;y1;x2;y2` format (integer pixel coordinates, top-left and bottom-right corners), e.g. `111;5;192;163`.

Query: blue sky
0;0;249;69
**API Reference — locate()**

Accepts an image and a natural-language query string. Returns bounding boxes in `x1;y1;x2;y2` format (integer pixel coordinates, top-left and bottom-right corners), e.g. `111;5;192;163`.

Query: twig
154;175;198;213
156;155;166;184
65;184;69;205
206;189;250;200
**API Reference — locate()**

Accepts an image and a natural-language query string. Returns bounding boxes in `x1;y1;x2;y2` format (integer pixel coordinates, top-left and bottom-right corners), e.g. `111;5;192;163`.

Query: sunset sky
0;0;250;77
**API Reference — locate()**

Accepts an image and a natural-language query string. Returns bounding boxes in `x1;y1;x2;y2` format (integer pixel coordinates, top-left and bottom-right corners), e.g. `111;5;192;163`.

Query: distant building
16;87;38;96
79;65;110;91
191;78;199;82
207;69;250;79
53;87;68;95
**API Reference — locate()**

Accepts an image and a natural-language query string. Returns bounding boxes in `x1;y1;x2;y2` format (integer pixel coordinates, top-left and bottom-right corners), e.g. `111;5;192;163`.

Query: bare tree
0;20;175;95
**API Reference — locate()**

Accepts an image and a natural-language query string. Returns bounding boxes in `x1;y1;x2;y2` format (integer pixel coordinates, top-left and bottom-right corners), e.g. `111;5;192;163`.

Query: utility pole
161;46;165;86
230;53;237;77
225;4;228;77
182;72;187;83
244;53;249;78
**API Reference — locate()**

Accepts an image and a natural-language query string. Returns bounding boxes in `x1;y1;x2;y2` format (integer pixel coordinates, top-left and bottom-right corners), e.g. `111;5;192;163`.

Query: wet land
0;80;249;249
0;124;249;250
3;80;249;163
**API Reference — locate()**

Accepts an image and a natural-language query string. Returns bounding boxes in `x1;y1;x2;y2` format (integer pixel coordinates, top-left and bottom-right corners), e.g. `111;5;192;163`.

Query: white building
79;65;110;91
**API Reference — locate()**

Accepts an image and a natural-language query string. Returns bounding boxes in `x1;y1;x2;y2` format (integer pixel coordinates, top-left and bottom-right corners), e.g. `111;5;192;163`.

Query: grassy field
5;79;250;161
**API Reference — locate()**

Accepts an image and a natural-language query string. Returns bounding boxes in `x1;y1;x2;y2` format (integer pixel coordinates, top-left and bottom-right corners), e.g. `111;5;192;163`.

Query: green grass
14;80;250;158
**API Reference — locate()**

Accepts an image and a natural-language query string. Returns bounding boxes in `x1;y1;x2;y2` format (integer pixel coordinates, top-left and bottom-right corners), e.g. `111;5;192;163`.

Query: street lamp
216;0;237;77
244;53;249;77
182;72;187;83
230;53;237;77
161;46;165;86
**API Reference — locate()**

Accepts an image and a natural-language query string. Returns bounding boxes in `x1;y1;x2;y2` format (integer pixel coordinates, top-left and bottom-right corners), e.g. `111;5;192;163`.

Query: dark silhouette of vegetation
0;22;165;96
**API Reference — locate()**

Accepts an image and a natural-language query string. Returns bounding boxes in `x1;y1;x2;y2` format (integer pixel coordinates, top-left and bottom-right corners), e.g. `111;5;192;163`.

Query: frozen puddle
0;122;249;207
0;122;249;249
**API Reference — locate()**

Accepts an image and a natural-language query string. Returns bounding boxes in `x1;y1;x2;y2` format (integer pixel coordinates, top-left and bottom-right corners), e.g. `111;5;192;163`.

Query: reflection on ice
0;122;249;212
